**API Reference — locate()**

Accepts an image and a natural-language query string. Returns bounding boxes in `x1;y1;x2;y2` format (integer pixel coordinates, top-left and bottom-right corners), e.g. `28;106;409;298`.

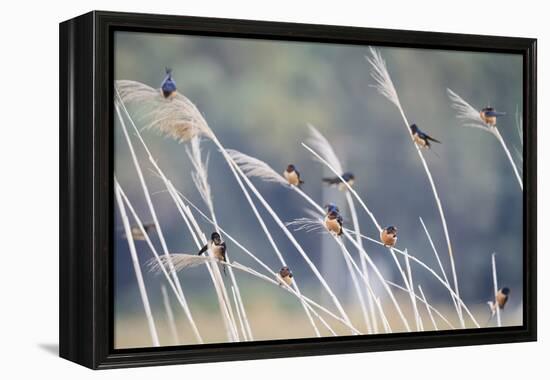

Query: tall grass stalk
165;181;240;341
447;89;523;190
342;249;373;332
217;142;356;333
161;285;180;345
374;296;392;332
170;189;348;334
167;188;341;335
388;281;454;329
363;235;479;327
115;185;160;346
418;285;438;331
513;107;524;176
283;188;411;330
116;82;344;334
228;149;367;333
301;142;414;326
493;128;523;190
367;48;464;328
231;286;248;341
115;103;204;343
228;147;410;330
345;192;377;333
170;192;354;331
116;180;204;342
286;215;409;331
187;137;253;340
343;226;478;327
342;230;411;331
419;217;460;317
404;250;423;331
307;124;376;333
332;236;395;332
212;151;321;337
491;253;502;327
225;262;360;334
152;254;358;334
115;90;239;341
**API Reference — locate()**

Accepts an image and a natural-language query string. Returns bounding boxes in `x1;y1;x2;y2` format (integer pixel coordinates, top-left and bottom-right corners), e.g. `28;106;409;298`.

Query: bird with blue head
324;204;343;236
160;67;177;99
480;106;506;126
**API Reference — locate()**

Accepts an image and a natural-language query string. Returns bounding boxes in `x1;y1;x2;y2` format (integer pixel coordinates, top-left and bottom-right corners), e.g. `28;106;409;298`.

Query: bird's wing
295;169;304;183
485;110;506;117
426;134;441;144
197;244;209;256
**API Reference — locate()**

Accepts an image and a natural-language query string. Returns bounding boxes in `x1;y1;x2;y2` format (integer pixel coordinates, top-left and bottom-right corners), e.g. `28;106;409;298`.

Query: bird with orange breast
324;204;343;236
197;232;227;276
380;226;398;247
283;164;304;187
410;124;441;149
278;266;294;287
487;287;510;316
480;107;506;127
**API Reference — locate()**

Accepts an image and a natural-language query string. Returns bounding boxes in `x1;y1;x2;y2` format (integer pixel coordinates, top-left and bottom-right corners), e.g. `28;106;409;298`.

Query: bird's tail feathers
487;301;496;316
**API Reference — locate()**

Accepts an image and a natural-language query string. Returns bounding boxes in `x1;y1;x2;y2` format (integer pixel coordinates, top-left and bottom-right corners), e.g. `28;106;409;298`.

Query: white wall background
0;0;545;378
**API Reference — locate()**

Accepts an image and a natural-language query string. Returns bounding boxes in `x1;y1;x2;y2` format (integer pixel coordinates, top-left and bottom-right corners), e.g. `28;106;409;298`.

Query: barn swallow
278;266;294;287
410;124;441;149
487;287;510;316
480;107;506;126
198;232;227;276
322;172;355;191
380;226;398;247
123;222;156;241
160;67;177;99
283;164;304;187
324;208;344;236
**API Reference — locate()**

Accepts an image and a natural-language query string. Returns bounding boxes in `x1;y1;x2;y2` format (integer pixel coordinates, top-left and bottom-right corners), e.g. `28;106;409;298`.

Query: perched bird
278;266;294;287
322;172;355;191
487;287;510;316
410;124;441;149
198;232;227;276
380;226;398;247
480;106;506;126
324;208;344;236
160;67;177;99
123;223;156;241
283;164;304;187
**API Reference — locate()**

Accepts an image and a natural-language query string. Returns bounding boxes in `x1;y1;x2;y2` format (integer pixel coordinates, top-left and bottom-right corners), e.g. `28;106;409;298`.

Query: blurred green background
114;31;523;348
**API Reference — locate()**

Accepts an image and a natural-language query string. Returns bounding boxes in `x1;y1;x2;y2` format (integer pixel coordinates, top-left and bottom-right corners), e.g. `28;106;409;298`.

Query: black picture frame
59;10;537;369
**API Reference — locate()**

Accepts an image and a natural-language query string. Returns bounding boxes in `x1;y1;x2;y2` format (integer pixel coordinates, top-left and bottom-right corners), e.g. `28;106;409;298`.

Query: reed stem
115;185;160;346
115;102;203;343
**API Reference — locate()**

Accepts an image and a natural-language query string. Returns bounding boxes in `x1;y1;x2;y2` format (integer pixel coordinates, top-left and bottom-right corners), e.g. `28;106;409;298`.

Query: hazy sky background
114;31;523;348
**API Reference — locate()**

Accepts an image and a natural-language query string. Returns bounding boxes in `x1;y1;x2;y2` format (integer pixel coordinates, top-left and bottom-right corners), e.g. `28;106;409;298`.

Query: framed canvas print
59;11;537;369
